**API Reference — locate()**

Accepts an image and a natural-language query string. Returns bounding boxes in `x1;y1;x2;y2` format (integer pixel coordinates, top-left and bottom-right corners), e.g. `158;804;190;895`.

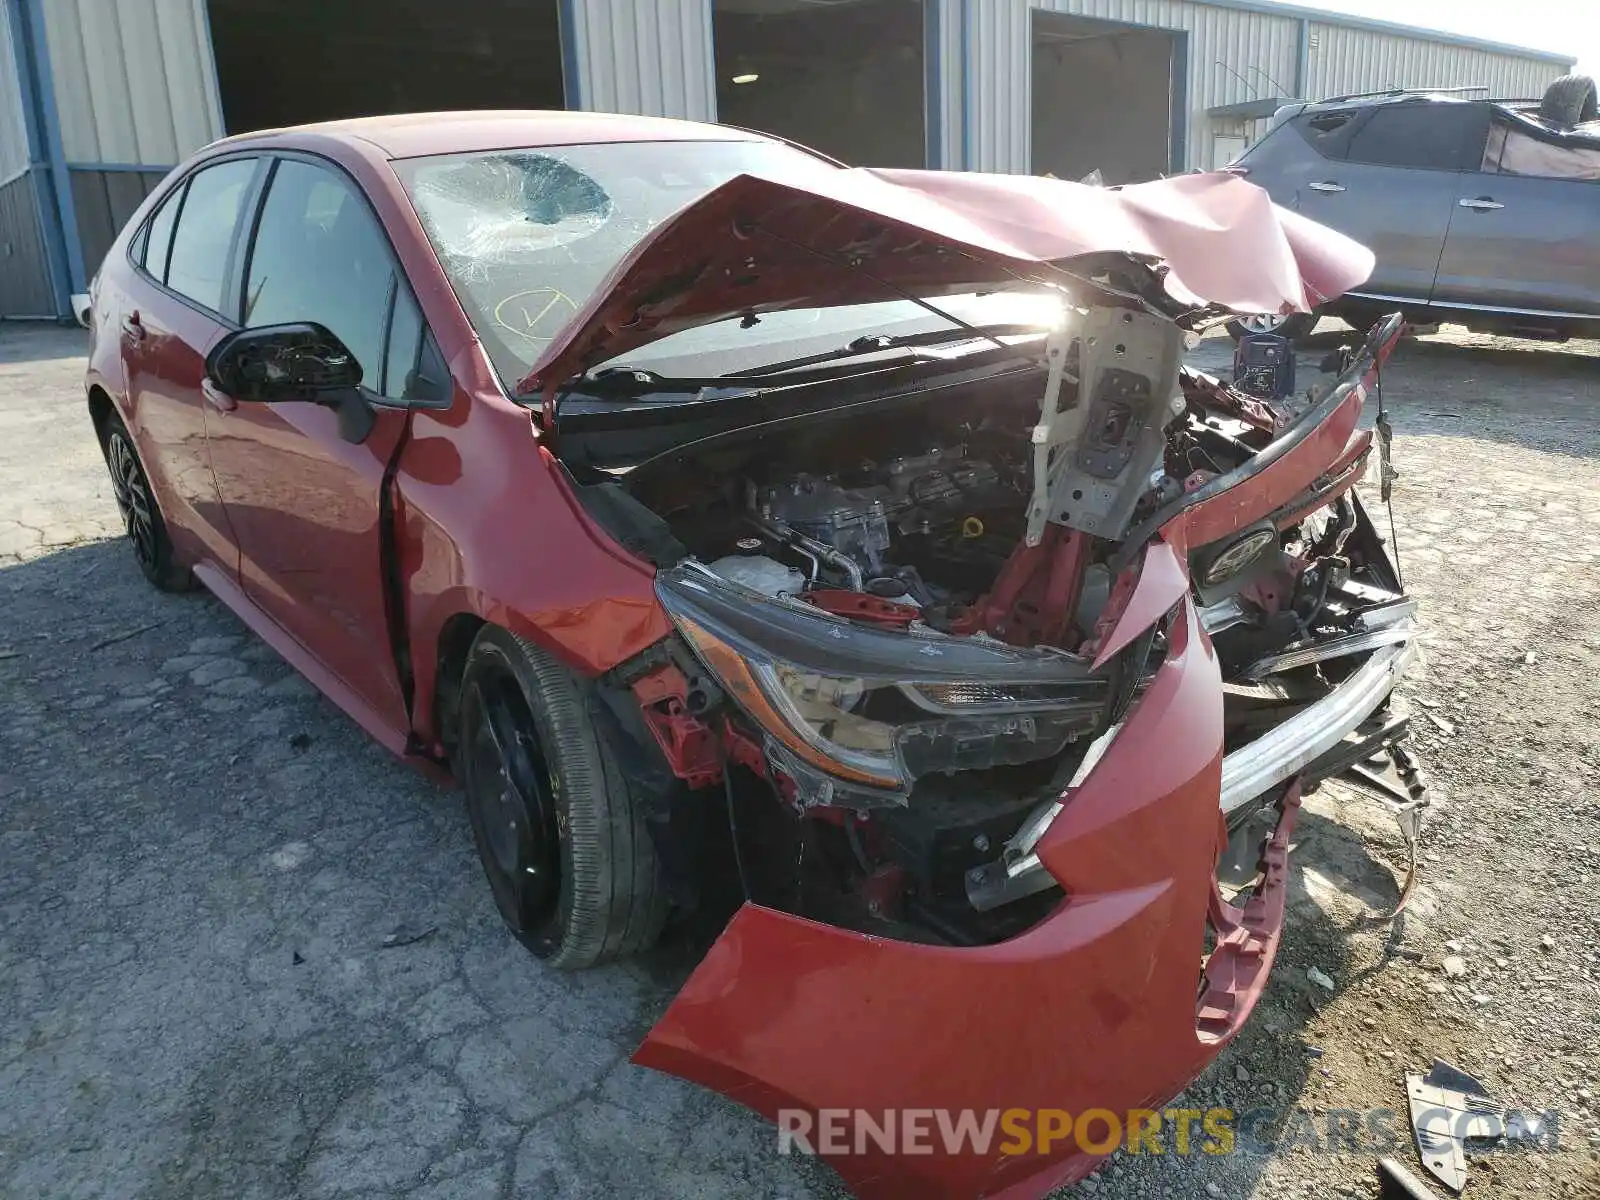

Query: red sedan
82;111;1421;1199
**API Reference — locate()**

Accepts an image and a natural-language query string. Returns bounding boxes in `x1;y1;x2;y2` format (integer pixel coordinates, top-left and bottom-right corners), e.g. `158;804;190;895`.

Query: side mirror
207;322;362;403
206;322;375;443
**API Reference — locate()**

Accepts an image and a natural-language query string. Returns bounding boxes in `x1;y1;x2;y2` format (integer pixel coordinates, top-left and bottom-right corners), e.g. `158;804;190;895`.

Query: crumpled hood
517;167;1374;394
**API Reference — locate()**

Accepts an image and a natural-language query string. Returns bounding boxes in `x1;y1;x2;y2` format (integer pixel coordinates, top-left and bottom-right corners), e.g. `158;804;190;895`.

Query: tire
100;412;193;592
1540;74;1598;126
456;625;666;968
1224;312;1318;344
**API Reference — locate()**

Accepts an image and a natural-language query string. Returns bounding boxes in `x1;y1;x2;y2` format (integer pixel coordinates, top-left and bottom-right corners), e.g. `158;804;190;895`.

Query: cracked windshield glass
396;139;848;389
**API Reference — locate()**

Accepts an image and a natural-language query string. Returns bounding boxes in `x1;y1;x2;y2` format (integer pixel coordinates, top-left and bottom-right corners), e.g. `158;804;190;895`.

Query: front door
1432;119;1600;316
1298;101;1489;302
203;155;429;736
119;156;262;573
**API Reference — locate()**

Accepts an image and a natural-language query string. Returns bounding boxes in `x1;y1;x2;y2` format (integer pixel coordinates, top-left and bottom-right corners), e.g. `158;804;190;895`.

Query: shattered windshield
395;139;843;390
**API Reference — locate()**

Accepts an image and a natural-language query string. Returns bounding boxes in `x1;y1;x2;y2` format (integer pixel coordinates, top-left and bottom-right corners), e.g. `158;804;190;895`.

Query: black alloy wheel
460;659;565;954
102;414;191;591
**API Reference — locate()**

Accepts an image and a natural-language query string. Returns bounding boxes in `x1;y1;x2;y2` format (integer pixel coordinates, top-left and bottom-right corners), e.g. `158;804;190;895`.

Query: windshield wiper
720;322;1044;379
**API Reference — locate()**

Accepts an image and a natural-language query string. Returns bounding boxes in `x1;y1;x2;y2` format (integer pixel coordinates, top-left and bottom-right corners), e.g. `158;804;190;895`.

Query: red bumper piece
634;600;1297;1199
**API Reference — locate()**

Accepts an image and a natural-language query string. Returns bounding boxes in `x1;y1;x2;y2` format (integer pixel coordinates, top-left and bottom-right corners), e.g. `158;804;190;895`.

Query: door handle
120;312;145;341
1308;180;1346;193
201;377;237;413
1459;196;1504;211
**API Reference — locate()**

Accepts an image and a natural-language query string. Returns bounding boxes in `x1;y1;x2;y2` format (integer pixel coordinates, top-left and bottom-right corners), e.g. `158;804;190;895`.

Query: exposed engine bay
579;310;1421;947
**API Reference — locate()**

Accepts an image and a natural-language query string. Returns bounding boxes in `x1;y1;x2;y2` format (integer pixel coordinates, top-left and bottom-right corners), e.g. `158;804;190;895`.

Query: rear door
119;156;263;573
204;154;442;737
1432;117;1600;316
1295;101;1488;302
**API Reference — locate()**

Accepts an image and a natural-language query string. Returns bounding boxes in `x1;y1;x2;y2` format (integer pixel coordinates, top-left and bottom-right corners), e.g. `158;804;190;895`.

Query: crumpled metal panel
631;599;1284;1200
519;169;1374;393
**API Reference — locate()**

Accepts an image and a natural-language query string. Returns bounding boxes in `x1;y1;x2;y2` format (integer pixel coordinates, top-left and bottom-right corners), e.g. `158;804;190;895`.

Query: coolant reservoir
707;555;806;599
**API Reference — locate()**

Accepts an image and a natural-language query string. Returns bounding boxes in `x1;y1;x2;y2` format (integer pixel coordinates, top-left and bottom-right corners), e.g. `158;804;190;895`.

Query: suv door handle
120;312;145;341
1308;180;1346;193
201;377;237;413
1459;196;1504;211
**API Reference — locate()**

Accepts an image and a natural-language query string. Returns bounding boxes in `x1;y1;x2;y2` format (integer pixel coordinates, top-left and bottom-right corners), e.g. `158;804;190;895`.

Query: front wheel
1225;312;1318;344
456;625;666;968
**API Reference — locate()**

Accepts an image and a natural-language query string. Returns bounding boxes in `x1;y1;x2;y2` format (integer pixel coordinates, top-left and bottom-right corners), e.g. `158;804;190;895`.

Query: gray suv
1229;81;1600;344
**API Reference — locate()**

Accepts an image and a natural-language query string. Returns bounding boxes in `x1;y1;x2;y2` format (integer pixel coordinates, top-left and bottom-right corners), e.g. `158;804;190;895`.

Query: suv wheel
1225;313;1318;344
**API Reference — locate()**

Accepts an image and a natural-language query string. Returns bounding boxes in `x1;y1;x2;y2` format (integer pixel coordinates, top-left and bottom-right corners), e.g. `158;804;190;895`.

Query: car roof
208;110;770;161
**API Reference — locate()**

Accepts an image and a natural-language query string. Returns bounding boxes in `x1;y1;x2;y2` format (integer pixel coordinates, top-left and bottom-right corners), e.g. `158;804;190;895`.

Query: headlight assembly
659;565;1109;803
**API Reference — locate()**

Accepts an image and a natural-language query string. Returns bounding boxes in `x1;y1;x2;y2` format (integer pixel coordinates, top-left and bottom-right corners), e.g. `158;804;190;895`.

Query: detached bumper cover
634;601;1295;1200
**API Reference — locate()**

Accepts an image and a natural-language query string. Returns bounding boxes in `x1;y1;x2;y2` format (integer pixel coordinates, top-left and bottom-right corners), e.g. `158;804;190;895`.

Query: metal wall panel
0;170;55;316
69;166;164;277
42;0;222;167
566;0;716;121
967;0;1300;173
0;0;30;184
1304;23;1564;103
963;0;1567;175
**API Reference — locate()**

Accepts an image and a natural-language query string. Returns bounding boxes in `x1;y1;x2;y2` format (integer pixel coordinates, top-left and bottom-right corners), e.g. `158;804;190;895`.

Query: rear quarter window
1292;110;1360;160
139;185;184;282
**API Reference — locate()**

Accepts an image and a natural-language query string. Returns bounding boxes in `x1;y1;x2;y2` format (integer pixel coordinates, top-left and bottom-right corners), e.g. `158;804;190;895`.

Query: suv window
165;159;257;313
243;158;398;393
141;184;184;282
1293;109;1361;160
1484;120;1600;181
1346;103;1487;171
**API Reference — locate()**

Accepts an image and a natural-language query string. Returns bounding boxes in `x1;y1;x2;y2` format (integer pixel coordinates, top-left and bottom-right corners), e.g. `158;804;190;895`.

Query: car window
1346;103;1486;171
165;159;257;313
1292;109;1360;160
383;283;425;399
141;184;184;282
1483;121;1600;181
243;158;395;392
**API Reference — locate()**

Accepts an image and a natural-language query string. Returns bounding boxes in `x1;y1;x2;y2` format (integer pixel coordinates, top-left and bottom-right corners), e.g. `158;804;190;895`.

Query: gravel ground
2;319;1599;1200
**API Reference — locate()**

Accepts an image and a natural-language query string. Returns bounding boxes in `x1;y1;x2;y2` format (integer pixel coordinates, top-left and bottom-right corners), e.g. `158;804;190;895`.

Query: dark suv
1229;81;1600;343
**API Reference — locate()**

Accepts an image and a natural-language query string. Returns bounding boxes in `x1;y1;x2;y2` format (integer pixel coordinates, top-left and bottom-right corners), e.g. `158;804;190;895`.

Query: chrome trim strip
967;627;1417;910
1240;624;1413;680
1221;632;1416;814
1344;291;1599;322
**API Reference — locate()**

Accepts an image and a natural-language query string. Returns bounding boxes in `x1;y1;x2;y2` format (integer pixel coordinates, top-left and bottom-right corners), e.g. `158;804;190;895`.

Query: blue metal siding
0;0;29;184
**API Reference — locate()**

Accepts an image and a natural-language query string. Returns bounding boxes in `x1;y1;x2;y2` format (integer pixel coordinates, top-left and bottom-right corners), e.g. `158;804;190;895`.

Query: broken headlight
657;564;1108;802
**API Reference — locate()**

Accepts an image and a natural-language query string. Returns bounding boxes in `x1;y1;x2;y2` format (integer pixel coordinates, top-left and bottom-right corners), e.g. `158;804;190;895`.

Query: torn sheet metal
1024;307;1185;545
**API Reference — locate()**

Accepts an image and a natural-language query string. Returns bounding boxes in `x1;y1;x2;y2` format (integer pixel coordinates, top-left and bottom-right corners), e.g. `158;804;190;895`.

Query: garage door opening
206;0;567;135
1032;11;1180;184
713;0;928;167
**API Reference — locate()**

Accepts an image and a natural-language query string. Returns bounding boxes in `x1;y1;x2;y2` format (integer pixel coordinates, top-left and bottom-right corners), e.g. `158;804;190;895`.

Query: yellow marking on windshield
493;287;577;344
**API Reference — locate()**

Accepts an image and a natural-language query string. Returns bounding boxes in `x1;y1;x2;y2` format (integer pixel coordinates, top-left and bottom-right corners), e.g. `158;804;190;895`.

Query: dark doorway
206;0;566;134
1032;11;1179;184
713;0;927;167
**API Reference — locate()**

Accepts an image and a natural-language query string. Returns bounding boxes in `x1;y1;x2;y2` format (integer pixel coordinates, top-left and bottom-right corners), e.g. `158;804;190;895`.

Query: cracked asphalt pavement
3;321;1600;1200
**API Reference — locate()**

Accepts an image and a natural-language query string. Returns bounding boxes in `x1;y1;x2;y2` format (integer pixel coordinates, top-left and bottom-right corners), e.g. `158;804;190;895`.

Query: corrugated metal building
0;0;1573;319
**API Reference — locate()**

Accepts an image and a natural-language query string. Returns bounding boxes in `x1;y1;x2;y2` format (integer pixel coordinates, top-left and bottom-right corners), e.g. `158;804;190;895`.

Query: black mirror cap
206;322;363;404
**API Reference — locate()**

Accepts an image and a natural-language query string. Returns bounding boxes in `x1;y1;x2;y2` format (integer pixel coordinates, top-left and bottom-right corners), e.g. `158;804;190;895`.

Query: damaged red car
82;112;1423;1199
